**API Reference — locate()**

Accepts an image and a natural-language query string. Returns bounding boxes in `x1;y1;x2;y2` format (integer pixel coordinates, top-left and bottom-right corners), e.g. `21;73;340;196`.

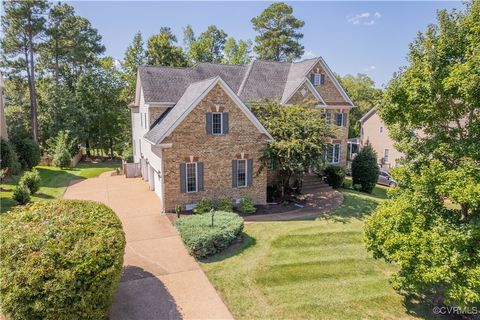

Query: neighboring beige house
359;108;403;170
131;57;354;212
0;73;7;140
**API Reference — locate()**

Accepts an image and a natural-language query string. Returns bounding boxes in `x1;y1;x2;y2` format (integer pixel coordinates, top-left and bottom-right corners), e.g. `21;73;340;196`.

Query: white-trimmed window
384;149;390;163
313;73;322;85
335;113;344;126
186;162;197;193
325;144;341;164
212;112;223;135
237;159;247;187
321;112;331;124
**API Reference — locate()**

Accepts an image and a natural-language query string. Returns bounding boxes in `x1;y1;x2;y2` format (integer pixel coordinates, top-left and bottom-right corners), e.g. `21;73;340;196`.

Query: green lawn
200;185;438;320
1;162;119;213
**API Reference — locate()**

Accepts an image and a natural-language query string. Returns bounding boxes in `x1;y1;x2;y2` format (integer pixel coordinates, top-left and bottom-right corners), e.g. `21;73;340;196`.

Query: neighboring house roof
137;57;354;107
144;76;273;145
359;108;377;124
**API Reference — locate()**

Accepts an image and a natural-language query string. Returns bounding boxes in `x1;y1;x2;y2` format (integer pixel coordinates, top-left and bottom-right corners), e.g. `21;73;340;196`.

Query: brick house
130;57;354;212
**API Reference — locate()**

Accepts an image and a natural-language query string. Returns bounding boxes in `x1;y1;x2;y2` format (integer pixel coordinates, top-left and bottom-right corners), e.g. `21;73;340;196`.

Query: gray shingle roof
144;77;218;144
138;58;323;104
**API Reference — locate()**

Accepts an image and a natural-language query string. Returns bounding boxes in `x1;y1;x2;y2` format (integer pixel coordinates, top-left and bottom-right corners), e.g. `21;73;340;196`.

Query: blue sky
70;1;461;87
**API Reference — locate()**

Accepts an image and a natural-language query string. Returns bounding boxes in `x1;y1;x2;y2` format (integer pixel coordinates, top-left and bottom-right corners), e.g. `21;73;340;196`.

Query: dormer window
312;73;325;85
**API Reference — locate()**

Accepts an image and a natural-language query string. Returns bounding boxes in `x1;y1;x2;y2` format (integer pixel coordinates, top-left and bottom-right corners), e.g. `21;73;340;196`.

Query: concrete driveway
64;172;233;320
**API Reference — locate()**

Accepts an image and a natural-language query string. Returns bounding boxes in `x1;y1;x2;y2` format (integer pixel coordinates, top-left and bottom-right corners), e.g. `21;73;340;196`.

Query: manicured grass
1;162;119;213
200;184;437;319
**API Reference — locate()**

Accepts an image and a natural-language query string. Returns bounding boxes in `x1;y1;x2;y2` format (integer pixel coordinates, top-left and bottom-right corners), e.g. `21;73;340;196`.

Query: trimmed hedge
176;211;244;259
0;200;126;320
324;165;346;189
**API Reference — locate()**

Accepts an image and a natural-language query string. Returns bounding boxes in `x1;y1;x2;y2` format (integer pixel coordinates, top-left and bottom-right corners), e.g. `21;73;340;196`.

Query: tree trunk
86;140;91;157
28;26;38;142
109;135;113;158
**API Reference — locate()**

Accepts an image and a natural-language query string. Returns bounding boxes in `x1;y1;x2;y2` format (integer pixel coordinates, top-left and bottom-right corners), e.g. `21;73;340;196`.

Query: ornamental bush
351;145;380;193
176;211;244;258
216;197;233;212
13;138;40;169
19;169;41;194
238;197;256;214
0;200;126;320
11;183;31;205
323;165;346;189
193;197;215;214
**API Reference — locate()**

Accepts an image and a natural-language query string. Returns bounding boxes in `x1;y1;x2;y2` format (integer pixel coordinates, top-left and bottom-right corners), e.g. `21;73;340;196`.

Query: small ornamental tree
47;130;75;168
351;144;379;193
19;169;41;194
252;101;334;198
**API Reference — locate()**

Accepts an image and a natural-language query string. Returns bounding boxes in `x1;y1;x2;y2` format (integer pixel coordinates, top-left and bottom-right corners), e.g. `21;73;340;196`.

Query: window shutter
321;74;326;85
206;113;213;135
326;112;331;124
197;162;204;191
310;74;315;84
232;160;238;188
337;145;341;163
180;163;186;193
247;159;253;186
222;112;229;134
342;112;347;126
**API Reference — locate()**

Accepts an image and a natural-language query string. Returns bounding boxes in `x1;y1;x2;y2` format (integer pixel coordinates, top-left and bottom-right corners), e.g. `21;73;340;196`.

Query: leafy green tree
337;73;382;138
351;144;379;193
1;0;49;141
185;25;228;64
223;38;252;65
364;159;480;309
251;2;305;62
146;27;188;67
252;101;333;198
364;1;480;312
122;31;146;101
75;58;129;157
379;1;479;166
40;3;105;89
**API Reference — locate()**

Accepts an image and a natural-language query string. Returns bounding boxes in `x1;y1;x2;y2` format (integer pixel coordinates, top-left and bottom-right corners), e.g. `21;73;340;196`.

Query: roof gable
144;76;272;145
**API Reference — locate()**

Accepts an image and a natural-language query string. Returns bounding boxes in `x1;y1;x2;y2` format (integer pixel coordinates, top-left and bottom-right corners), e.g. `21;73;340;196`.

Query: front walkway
64;172;233;320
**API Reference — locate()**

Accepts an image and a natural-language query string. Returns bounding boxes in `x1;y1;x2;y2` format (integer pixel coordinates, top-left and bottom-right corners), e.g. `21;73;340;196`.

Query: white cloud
303;50;317;59
363;65;376;71
347;11;381;26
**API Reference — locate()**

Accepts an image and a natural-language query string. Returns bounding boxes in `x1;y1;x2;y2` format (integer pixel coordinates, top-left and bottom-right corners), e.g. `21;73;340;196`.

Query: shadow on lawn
403;295;452;320
110;265;182;320
315;188;385;224
201;233;256;264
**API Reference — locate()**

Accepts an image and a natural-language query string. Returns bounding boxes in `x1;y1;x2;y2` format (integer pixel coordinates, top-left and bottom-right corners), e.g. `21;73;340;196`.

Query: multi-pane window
321;112;331;124
325;144;340;164
335;113;344;126
212;113;222;135
186;163;197;193
313;73;324;85
237;159;247;187
384;149;390;163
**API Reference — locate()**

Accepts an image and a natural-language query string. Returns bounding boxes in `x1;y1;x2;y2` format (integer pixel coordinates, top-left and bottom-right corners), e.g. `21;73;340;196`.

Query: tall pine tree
1;0;49;141
251;2;305;62
122;31;145;101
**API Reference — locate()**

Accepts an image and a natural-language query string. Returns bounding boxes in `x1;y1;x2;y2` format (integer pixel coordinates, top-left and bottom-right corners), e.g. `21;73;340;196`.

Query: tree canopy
364;1;480;312
146;27;188;67
251;2;305;62
252;101;333;197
